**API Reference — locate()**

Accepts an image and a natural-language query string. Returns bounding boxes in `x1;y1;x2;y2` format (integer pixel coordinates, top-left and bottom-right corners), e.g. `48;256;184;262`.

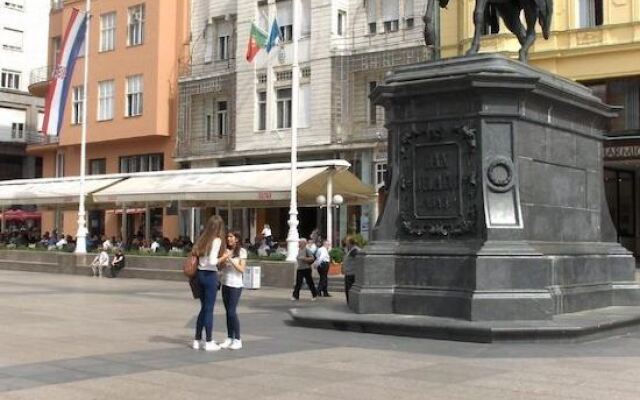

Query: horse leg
519;4;537;62
494;3;525;46
466;0;488;56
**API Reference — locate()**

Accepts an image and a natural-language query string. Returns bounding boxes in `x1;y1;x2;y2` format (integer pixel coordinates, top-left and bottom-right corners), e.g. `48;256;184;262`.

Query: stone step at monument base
289;305;640;343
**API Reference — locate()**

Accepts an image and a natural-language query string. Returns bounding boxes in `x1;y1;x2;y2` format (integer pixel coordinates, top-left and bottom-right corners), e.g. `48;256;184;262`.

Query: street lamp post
285;0;301;262
75;0;91;254
316;191;344;248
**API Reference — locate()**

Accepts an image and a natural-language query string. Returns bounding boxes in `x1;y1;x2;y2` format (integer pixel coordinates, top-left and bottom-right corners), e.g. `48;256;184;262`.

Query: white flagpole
285;0;300;262
75;0;91;254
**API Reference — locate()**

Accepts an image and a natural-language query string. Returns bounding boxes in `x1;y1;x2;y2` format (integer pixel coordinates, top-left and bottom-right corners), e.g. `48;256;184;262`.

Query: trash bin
243;266;261;289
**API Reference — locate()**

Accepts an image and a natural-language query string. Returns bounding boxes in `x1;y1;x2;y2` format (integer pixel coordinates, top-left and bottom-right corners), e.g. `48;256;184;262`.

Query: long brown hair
193;215;226;257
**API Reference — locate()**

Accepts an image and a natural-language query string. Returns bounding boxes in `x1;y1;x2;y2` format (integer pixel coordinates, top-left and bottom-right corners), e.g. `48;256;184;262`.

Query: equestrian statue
424;0;553;63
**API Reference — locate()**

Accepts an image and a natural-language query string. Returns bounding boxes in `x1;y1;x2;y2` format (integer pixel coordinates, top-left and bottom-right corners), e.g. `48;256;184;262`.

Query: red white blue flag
42;8;88;136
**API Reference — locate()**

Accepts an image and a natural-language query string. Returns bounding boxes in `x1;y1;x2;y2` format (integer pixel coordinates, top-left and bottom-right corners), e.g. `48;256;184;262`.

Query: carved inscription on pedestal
413;143;461;219
399;126;478;238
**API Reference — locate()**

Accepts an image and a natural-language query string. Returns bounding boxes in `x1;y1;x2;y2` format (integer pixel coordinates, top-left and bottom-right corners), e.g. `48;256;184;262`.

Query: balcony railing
176;134;235;158
179;59;235;81
27;131;59;146
30;65;53;86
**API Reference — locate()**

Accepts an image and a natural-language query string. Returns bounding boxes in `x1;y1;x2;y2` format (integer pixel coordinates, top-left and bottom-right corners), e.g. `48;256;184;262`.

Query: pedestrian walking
90;245;109;278
191;215;230;352
220;231;246;350
342;236;361;304
110;248;125;278
313;240;331;297
291;238;318;301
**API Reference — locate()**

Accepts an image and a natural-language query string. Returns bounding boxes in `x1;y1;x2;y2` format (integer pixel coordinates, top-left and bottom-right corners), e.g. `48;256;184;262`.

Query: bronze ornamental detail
399;126;479;238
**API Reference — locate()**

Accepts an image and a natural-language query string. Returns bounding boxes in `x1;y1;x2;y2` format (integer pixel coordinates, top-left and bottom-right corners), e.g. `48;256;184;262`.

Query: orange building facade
28;0;189;241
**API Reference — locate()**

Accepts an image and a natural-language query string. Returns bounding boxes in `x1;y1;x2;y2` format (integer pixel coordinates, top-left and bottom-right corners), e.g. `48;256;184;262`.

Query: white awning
0;176;123;207
0;160;376;209
92;161;376;207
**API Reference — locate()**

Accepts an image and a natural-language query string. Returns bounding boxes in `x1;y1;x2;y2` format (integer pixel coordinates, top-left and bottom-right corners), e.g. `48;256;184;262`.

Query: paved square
1;270;640;399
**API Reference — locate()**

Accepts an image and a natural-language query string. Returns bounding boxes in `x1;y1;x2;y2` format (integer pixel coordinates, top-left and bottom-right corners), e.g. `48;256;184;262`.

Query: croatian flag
42;8;88;136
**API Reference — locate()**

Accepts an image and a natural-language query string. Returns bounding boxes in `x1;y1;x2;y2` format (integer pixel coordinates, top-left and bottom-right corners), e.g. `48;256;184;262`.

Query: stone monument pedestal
349;54;640;321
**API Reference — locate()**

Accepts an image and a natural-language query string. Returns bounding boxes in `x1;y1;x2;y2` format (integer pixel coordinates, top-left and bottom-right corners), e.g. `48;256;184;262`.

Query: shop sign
605;145;640;160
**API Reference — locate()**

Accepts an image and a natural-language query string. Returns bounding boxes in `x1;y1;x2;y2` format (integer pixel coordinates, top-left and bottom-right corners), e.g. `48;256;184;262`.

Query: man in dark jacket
342;236;360;304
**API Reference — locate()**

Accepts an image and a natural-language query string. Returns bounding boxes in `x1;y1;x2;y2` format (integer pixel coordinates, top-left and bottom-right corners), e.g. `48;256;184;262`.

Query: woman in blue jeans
219;231;246;350
191;215;230;351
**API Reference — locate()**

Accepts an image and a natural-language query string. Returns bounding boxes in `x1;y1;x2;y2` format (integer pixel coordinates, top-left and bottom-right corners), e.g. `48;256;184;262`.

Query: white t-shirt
262;227;272;237
221;248;247;288
150;241;160;252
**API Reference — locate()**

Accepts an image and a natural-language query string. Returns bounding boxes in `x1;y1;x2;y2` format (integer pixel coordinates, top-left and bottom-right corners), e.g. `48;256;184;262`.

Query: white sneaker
192;340;202;350
204;341;220;352
219;338;233;349
290;296;298;301
229;339;242;350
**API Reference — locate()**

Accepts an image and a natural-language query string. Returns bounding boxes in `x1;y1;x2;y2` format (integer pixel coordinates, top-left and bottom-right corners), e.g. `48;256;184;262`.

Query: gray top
297;248;315;270
343;246;360;276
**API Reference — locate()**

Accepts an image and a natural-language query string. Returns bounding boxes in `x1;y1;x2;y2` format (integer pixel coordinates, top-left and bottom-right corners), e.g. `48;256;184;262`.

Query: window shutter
367;0;377;24
277;0;293;27
299;84;311;128
204;23;213;63
382;0;399;22
404;0;414;18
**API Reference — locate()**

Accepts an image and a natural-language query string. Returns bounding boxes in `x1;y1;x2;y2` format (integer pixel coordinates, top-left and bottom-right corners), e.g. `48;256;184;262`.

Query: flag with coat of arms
42;8;88;136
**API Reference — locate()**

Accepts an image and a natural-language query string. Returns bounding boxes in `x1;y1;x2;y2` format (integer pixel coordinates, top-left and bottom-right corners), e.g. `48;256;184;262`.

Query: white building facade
176;0;431;243
0;0;49;180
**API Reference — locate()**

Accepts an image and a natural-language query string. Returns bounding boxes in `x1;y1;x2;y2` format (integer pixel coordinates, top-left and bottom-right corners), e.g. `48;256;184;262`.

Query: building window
277;0;293;42
4;1;24;11
119;153;163;173
89;158;106;175
55;152;65;177
605;169;635;237
72;86;84;125
128;4;145;46
404;0;414;29
367;0;377;34
205;114;213;141
126;75;143;117
257;91;267;131
368;81;377;125
2;28;23;51
0;69;20;89
218;35;230;60
584;78;640;133
578;0;603;28
216;101;228;137
97;80;114;121
100;12;116;52
375;162;387;189
277;88;292;129
11;122;24;139
382;0;399;33
337;10;347;36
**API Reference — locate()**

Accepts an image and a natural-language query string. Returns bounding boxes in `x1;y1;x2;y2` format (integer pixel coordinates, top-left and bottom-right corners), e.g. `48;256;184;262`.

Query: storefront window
604;169;635;237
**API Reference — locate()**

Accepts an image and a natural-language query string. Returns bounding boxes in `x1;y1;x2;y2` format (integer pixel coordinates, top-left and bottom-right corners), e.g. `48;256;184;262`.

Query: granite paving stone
0;270;639;399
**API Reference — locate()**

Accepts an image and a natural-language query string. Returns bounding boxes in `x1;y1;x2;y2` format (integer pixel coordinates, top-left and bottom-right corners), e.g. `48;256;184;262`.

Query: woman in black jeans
191;215;230;352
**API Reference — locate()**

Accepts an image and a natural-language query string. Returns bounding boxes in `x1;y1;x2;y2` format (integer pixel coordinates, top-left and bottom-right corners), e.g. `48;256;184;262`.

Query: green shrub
329;247;344;263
